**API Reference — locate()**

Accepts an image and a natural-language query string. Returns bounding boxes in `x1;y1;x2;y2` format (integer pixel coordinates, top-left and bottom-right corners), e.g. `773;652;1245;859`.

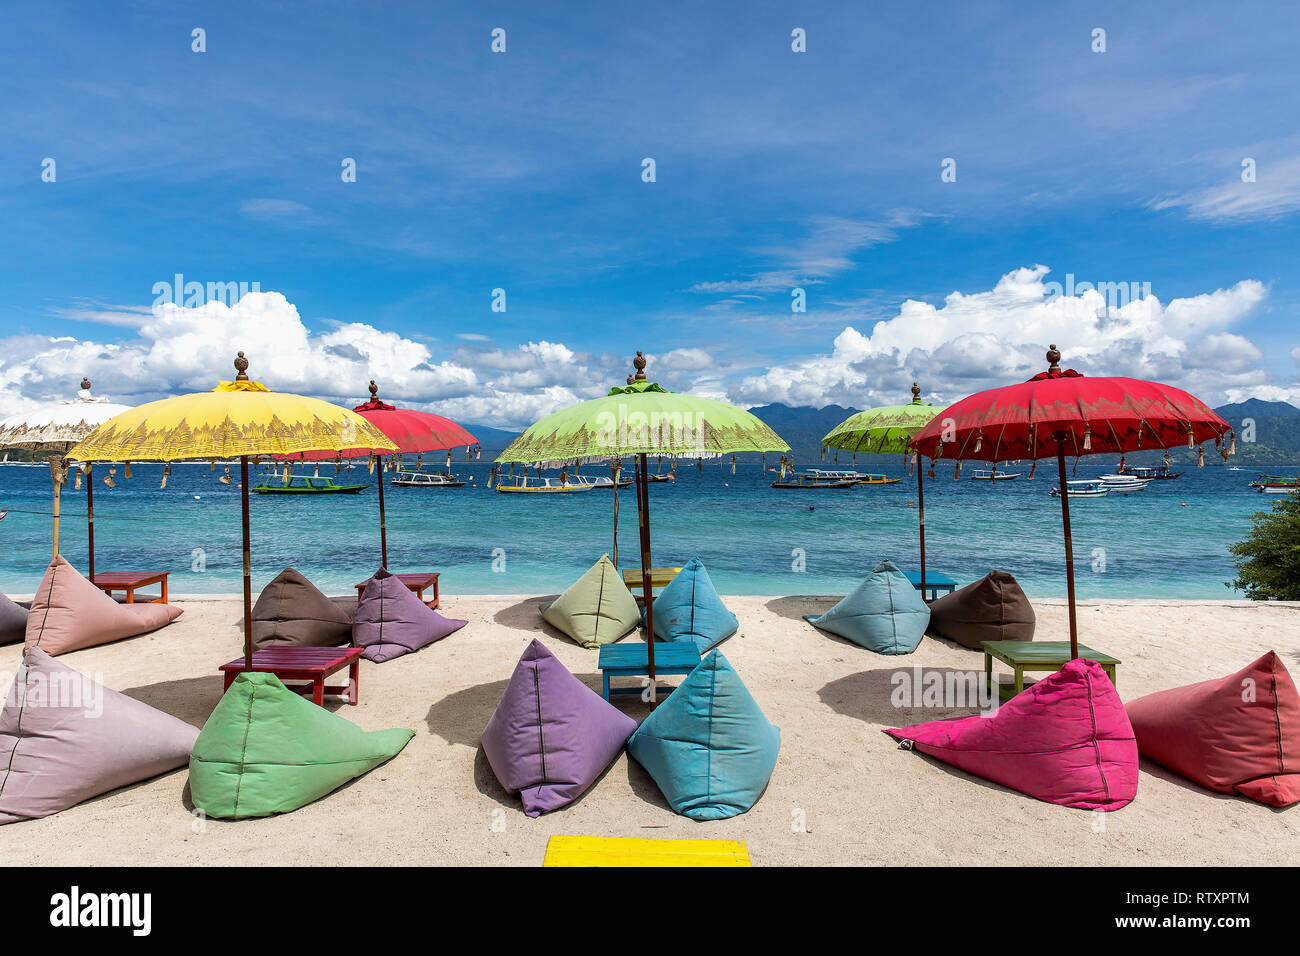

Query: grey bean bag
0;593;27;646
252;568;353;649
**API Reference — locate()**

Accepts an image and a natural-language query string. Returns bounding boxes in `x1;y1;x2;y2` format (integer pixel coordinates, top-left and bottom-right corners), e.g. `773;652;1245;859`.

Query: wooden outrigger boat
1251;474;1300;494
1049;479;1109;499
803;468;901;485
771;473;856;489
495;476;596;495
252;474;371;495
391;469;465;488
970;465;1020;481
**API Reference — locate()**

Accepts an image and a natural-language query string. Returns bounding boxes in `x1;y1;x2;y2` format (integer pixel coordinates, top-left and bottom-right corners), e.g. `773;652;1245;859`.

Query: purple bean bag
353;568;467;663
481;638;637;817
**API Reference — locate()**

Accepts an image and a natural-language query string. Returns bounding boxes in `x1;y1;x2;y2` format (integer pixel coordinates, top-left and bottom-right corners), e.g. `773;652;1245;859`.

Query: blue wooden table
903;570;956;601
597;642;702;701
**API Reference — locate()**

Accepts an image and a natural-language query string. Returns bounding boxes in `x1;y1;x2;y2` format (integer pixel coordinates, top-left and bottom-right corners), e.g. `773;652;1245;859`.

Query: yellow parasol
70;352;397;667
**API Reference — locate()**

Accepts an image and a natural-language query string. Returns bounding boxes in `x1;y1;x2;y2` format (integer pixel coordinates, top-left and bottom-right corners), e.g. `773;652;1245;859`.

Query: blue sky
2;0;1298;426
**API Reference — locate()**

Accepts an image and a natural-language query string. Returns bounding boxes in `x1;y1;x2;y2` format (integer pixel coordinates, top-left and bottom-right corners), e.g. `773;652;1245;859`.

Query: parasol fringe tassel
210;458;216;471
1228;432;1236;456
74;467;82;491
1082;426;1091;451
104;466;116;489
1198;446;1205;468
124;461;132;479
219;465;232;485
1028;461;1037;480
953;461;960;481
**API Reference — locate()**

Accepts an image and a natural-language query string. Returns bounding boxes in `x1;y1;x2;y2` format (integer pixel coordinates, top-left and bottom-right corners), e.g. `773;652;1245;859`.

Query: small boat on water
1099;474;1151;493
771;472;856;490
252;474;371;495
1250;474;1300;494
568;474;633;490
391;470;465;488
970;467;1020;481
495;476;596;495
1122;464;1181;480
804;469;901;485
1050;479;1110;499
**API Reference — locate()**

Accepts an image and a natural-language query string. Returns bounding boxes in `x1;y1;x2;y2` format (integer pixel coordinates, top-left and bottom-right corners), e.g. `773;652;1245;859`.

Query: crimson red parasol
279;381;478;567
910;345;1233;658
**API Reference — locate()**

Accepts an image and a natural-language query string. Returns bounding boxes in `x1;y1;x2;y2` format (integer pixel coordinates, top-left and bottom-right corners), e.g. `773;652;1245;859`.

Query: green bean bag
542;553;640;649
804;559;929;655
189;672;413;819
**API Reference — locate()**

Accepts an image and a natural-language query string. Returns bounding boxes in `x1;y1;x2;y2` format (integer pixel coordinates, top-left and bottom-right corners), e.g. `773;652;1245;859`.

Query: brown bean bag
25;556;183;656
926;570;1035;649
0;593;27;645
252;568;352;649
0;646;198;825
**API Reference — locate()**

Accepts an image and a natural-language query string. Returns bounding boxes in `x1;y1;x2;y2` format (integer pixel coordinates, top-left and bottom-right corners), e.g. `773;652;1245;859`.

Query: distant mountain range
747;398;1300;466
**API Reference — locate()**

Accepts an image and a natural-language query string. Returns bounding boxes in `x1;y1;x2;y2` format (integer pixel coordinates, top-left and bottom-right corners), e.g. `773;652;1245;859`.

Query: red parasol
279;381;478;567
911;345;1233;658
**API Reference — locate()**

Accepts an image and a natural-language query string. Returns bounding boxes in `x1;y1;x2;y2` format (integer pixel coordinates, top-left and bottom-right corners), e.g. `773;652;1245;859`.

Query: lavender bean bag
0;647;198;825
353;568;466;663
481;638;637;816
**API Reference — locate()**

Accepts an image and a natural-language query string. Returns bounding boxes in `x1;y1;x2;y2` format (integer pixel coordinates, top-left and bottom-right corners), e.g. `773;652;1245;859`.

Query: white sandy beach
1;595;1298;866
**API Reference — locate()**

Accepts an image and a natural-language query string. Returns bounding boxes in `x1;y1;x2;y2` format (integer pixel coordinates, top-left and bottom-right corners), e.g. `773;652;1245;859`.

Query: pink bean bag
886;659;1137;811
1126;651;1300;807
25;556;182;656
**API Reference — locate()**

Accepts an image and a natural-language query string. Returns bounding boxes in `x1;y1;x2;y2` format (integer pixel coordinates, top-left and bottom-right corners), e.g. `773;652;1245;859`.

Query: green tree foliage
1228;494;1300;600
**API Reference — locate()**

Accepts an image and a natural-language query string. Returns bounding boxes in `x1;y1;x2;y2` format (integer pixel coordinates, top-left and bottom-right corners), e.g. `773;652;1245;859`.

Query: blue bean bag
650;558;738;654
627;652;779;821
804;559;929;655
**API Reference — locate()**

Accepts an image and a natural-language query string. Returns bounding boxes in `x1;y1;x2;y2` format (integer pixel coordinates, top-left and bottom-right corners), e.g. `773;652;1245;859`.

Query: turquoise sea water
0;460;1292;600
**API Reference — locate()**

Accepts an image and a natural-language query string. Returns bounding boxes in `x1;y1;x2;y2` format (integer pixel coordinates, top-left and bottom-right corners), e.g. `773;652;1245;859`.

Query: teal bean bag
804;559;929;655
650;558;738;654
627;652;779;821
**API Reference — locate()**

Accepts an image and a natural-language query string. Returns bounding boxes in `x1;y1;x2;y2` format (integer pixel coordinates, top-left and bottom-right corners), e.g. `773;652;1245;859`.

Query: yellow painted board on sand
543;835;751;867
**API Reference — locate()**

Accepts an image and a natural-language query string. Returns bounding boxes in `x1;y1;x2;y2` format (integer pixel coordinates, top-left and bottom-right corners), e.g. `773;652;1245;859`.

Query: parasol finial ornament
80;377;92;391
234;351;250;381
1046;344;1061;374
631;350;647;381
369;379;379;401
911;381;921;402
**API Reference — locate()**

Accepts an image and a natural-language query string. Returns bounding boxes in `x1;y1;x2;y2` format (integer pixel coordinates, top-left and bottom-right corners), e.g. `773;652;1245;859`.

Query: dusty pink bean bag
1126;651;1300;807
25;556;182;656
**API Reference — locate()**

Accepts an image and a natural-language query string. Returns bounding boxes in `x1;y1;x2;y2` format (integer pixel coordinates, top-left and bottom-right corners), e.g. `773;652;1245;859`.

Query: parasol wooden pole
636;452;656;699
48;455;62;560
1055;438;1079;659
86;463;95;582
916;459;926;599
611;457;620;567
241;455;253;669
376;453;389;568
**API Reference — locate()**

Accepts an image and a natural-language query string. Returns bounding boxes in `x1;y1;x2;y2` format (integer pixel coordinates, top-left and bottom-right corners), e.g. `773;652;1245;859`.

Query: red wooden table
355;571;440;608
219;646;363;706
93;571;169;604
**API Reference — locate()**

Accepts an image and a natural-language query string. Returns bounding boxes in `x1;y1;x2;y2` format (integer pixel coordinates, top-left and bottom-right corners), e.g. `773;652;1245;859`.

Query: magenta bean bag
353;568;466;663
481;638;637;816
886;659;1137;811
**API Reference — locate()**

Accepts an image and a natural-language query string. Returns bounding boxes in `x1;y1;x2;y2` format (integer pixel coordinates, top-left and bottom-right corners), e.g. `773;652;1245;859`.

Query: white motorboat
391;470;465;487
1099;474;1151;493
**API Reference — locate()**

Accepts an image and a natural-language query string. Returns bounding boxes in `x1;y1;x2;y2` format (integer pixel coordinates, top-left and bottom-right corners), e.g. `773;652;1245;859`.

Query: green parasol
820;383;940;595
497;351;789;694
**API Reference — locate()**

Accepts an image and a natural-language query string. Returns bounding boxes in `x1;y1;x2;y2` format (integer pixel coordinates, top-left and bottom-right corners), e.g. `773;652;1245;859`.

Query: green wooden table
982;640;1120;700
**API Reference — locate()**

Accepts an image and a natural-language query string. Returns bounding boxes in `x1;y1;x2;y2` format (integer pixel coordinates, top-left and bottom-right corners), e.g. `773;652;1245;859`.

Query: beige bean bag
252;568;352;649
0;647;198;825
25;556;182;656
